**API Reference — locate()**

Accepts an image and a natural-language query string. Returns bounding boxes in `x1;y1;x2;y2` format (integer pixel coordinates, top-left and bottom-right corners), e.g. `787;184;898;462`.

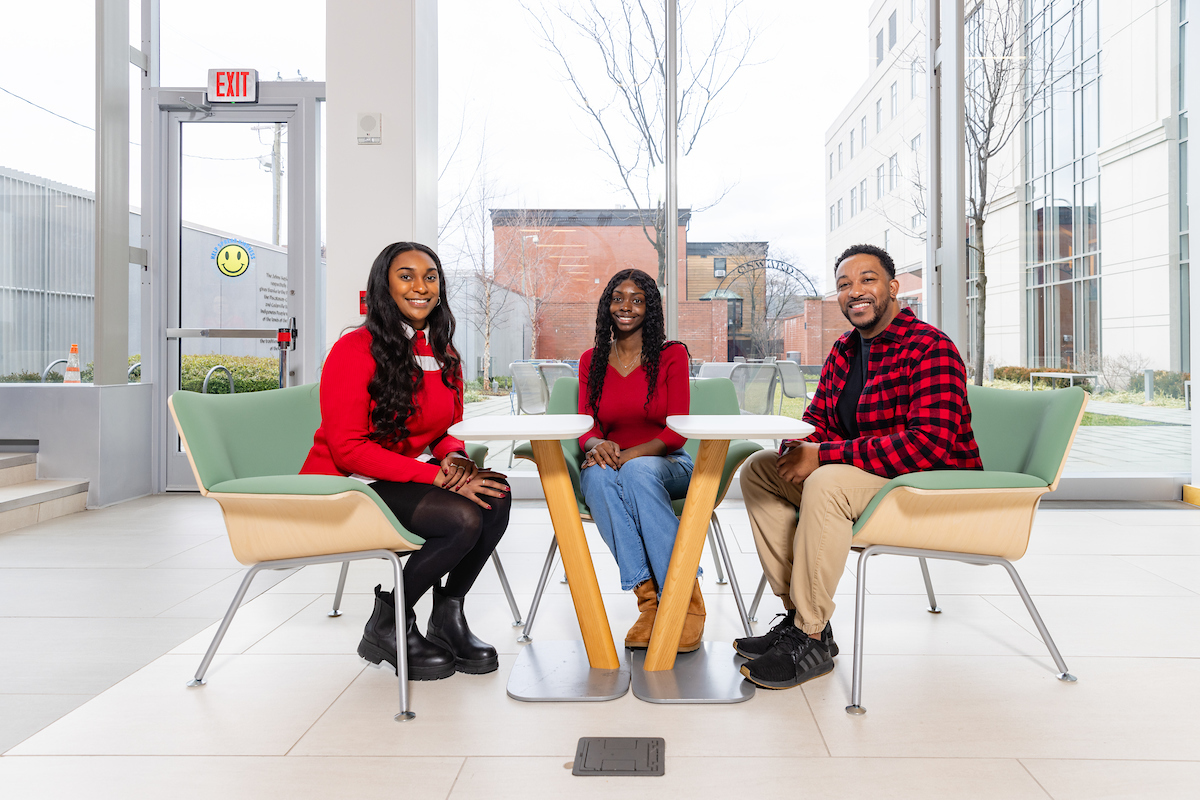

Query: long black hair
363;241;461;445
586;268;685;415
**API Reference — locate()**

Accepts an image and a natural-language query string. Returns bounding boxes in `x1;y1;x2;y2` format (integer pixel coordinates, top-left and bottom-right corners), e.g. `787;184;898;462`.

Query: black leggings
370;479;511;612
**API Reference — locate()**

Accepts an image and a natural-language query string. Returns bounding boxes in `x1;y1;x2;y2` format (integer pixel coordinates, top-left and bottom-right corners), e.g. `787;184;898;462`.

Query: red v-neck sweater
577;342;689;452
300;326;465;484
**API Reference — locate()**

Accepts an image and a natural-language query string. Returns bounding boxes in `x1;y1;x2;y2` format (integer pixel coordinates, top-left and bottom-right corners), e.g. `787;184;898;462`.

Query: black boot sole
425;632;499;674
357;638;455;681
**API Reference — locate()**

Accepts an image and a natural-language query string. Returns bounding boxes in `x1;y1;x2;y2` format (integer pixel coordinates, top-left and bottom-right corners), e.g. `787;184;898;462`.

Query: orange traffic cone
64;344;81;384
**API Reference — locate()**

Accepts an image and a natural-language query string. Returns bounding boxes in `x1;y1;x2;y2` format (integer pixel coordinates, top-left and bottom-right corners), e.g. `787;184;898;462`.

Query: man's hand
776;441;821;484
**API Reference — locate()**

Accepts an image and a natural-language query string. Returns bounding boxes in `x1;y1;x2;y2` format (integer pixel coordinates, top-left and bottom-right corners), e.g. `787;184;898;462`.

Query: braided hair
586;268;685;416
362;241;461;445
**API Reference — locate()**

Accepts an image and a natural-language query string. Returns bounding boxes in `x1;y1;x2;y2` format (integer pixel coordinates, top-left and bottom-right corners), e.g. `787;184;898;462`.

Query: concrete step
0;453;37;488
0;478;90;534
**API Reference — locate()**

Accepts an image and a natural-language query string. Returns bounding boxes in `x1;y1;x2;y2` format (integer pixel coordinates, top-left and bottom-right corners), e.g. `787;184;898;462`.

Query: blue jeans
580;449;695;591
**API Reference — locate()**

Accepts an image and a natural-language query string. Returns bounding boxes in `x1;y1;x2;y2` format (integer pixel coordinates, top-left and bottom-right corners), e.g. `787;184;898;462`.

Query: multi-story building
825;0;928;321
827;0;1189;376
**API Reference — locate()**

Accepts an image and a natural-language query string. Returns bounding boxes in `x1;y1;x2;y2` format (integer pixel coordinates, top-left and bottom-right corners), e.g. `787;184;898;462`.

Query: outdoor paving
1083;401;1191;426
469;392;1194;475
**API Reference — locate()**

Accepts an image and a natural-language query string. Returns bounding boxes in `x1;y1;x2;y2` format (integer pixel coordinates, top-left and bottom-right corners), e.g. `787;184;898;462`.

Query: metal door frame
145;82;324;491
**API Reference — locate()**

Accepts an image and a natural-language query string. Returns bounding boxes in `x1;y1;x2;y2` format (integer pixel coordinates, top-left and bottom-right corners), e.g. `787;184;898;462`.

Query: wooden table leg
530;439;620;670
644;438;729;671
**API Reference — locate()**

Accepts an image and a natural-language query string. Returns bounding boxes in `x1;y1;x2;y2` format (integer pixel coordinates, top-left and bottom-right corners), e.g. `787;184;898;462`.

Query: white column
94;0;130;385
325;0;438;352
1188;6;1200;497
926;0;967;347
664;0;679;340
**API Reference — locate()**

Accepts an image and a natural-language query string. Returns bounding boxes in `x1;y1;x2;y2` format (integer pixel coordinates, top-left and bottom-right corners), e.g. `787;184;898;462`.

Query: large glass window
0;5;96;381
1023;0;1101;370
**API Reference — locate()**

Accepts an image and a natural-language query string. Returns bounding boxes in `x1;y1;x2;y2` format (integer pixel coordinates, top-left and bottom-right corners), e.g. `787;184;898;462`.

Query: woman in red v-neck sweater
577;269;705;653
301;242;510;682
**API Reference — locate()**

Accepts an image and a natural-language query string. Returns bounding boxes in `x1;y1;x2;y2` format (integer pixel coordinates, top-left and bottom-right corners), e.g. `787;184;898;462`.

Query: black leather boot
426;586;499;674
357;584;454;681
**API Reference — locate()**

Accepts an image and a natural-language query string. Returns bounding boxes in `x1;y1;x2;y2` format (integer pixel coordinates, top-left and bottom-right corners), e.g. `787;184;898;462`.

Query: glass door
152;84;323;490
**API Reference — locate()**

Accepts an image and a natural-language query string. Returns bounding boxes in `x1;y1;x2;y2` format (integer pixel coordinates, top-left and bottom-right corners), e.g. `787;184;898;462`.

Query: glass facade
1024;0;1101;369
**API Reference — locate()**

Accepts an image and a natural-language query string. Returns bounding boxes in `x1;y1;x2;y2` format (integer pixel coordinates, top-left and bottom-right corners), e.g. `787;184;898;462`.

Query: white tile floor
1;494;1199;798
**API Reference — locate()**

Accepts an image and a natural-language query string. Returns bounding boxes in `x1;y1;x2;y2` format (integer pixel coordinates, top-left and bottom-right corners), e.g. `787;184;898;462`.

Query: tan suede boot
624;580;658;649
677;580;706;653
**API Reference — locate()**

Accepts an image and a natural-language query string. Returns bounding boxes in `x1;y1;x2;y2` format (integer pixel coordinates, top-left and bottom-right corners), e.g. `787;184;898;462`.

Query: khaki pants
739;450;889;635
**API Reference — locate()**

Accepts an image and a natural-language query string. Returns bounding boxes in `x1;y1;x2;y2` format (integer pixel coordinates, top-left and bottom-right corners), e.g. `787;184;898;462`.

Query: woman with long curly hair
301;241;511;681
577;268;705;652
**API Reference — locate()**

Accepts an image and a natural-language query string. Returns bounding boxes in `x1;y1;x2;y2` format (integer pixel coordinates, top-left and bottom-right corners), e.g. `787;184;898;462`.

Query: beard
840;298;888;331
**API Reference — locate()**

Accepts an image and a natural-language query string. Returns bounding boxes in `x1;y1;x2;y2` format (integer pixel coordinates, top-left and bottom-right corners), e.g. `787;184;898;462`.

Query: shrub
992;366;1091;392
0;354;142;384
181;354;281;394
1129;370;1191;399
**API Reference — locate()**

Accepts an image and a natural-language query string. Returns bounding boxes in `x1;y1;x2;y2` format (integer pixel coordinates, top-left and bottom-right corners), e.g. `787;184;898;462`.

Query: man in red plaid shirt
735;244;982;690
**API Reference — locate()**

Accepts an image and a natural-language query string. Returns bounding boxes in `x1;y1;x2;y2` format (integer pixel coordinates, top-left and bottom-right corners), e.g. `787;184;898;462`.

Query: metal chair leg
329;561;350;617
998;559;1076;682
846;547;872;715
709;512;752;637
748;573;768;622
519;536;559;643
918;557;941;613
188;563;267;687
491;552;524;626
387;551;415;722
707;524;728;585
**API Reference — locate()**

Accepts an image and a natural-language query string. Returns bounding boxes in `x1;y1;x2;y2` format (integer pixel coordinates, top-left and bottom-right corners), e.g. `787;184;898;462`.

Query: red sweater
577;343;689;452
300;326;466;484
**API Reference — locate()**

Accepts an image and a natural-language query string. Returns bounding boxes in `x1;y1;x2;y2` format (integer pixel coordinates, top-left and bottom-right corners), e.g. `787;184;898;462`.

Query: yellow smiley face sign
215;243;251;277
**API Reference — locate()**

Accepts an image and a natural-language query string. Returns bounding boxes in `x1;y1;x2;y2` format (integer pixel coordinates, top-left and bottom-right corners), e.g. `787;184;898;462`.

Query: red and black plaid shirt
786;308;982;478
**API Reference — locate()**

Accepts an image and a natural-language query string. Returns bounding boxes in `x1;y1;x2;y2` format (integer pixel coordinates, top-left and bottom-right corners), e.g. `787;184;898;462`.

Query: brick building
491;208;749;362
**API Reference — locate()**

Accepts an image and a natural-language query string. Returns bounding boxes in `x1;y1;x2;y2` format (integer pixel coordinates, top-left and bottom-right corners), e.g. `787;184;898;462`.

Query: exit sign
207;69;258;103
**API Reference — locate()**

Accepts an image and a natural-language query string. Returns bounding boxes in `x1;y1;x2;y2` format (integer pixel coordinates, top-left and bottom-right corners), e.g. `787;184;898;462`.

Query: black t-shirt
835;333;872;439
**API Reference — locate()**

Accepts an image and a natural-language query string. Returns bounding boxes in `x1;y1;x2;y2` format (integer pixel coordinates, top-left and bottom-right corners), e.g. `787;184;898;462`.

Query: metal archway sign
717;258;819;298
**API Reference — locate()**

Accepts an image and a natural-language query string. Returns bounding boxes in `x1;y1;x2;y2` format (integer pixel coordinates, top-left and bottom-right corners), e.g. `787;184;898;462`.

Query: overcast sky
0;0;872;290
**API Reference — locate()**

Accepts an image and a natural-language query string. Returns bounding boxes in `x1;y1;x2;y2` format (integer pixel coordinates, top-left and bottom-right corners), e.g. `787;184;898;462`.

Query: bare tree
964;0;1057;383
492;209;567;359
457;164;512;386
522;0;758;286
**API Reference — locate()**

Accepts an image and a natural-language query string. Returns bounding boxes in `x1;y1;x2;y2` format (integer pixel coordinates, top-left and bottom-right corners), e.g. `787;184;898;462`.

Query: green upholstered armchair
168;384;521;722
841;384;1088;714
511;376;764;641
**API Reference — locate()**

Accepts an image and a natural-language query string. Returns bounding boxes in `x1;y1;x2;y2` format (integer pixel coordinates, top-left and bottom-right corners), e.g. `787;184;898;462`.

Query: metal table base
629;642;755;704
507;641;630;702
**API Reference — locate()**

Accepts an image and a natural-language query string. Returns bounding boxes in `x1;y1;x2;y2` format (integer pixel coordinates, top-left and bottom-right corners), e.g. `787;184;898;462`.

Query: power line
0;83;261;161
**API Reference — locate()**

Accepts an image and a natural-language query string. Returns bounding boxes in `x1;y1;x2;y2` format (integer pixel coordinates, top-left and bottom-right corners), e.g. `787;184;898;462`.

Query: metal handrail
41;359;68;382
202;365;235;394
128;361;141;380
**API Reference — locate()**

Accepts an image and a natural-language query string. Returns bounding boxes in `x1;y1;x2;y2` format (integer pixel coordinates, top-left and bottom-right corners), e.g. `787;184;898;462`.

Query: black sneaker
734;611;838;659
739;625;834;690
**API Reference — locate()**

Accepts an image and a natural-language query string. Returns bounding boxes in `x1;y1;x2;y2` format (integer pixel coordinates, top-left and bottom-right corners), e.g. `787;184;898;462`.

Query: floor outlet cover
572;737;664;776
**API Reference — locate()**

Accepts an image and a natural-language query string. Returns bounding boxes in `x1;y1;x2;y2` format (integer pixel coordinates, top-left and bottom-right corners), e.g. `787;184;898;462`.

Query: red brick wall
778;299;849;365
538;299;726;362
493;223;688;305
